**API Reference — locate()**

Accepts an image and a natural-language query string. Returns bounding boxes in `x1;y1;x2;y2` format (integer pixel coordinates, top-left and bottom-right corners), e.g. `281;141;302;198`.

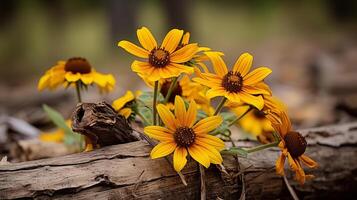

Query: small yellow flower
39;120;72;143
118;27;199;82
38;57;116;92
112;90;141;119
193;52;272;110
273;111;318;185
144;96;225;172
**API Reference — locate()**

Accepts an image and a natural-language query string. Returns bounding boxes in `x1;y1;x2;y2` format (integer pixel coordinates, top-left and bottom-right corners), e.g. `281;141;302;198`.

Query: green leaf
42;104;83;147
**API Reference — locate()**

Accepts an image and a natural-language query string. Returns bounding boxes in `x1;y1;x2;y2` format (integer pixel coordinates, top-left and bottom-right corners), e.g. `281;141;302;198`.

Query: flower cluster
38;26;317;185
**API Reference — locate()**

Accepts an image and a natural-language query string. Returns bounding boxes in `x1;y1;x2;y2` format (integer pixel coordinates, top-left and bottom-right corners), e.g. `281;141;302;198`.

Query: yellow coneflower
112;90;140;119
38;57;116;92
273;111;318;185
193;52;272;110
118;27;198;82
144;96;225;172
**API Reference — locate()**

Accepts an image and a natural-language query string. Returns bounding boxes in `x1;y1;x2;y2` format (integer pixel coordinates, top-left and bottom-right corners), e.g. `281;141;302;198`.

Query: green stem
227;106;253;127
75;81;82;103
213;97;227;116
153;81;159;125
163;77;179;104
244;141;280;153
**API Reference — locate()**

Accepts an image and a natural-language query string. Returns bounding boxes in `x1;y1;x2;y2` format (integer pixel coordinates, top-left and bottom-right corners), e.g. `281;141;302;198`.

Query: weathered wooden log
71;102;139;147
0;122;357;199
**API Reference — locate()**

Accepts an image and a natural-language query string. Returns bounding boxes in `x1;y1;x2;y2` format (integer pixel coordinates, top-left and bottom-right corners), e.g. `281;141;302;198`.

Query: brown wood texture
0;122;357;199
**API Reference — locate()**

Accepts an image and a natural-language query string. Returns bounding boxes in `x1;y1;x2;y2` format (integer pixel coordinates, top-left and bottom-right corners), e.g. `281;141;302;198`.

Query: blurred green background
1;0;357;127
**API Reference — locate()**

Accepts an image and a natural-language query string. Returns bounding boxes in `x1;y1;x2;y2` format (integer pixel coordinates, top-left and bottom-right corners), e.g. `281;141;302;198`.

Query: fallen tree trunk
0;122;357;199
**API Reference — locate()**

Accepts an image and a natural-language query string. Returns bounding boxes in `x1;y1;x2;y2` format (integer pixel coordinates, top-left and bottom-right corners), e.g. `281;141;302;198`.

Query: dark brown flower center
174;127;195;147
253;109;266;119
149;48;170;68
222;71;243;93
64;57;91;74
284;131;307;158
160;80;183;103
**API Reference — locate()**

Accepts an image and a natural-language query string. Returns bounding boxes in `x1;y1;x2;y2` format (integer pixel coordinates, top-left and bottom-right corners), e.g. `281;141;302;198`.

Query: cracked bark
0;122;357;199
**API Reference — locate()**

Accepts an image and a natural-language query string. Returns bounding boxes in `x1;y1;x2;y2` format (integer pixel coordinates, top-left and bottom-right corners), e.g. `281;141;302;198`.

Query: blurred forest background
1;0;357;132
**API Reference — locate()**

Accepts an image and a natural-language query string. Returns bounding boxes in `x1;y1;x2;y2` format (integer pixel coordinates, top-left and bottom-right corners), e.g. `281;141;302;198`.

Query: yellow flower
144;96;225;172
273;111;318;185
118;27;198;82
39;120;71;143
193;52;272;110
38;57;116;92
112;90;140;119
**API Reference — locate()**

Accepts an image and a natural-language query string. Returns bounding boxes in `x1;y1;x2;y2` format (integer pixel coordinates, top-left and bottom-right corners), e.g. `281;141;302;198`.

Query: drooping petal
243;67;272;86
173;147;188;172
38;74;51;91
194;143;223;164
144;126;174;142
170;43;198;63
161;29;184;53
185;100;197;127
232;53;253;76
174;96;187;126
80;73;94;85
206;87;227;99
188;144;210;168
193;116;223;135
137;27;157;51
300;155;318;168
195;134;225;150
205;52;228;77
150;142;177;159
275;154;286;176
118;40;149;58
238;92;264;110
287;153;299;171
156;104;177;131
64;72;80;82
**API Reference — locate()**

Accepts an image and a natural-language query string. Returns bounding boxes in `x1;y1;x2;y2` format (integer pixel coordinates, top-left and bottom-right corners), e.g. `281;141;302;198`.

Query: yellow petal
144;126;174;142
188;144;210;168
131;60;154;75
80;74;94;85
206;88;227;99
287;153;299;171
182;32;190;45
242;85;271;95
118;40;149;58
119;108;132;119
243;67;272;85
137;27;157;51
161;29;183;53
65;72;80;82
150;142;177;159
174;96;187;126
173;147;188;172
300;155;318;168
238;92;264;110
157;104;177;131
185;100;197;127
38;74;51;91
275;154;286;176
193;116;223;135
112;91;135;111
204;52;228;77
232;53;253;76
170;43;198;63
195;134;225;150
194;143;223;164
